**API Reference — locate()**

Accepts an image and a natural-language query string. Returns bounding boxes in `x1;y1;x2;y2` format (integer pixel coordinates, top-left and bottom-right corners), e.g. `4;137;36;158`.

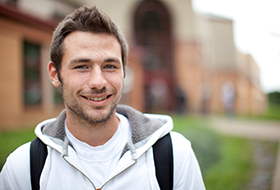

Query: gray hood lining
42;109;67;140
41;105;165;155
116;105;164;144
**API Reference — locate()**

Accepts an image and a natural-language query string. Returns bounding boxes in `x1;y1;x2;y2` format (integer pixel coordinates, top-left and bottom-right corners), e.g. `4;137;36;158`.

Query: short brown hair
50;6;128;80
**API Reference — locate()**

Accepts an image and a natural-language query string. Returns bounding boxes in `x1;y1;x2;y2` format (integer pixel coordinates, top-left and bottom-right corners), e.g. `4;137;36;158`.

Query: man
0;6;205;190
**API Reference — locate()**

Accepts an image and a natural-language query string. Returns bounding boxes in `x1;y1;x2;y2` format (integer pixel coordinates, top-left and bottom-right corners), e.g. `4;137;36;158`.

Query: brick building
0;0;266;128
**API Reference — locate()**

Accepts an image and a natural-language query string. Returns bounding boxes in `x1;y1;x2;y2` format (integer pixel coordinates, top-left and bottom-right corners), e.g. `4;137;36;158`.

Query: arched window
134;0;175;112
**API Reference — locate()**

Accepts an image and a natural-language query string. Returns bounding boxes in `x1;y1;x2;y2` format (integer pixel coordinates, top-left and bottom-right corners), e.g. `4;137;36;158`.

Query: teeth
87;96;107;101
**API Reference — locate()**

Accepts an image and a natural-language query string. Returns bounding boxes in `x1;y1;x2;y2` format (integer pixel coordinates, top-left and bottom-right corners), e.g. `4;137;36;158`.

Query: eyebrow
69;57;122;66
104;57;121;63
70;58;91;64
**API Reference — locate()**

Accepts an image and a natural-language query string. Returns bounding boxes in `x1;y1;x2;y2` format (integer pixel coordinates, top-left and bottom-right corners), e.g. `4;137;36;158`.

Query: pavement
209;117;280;190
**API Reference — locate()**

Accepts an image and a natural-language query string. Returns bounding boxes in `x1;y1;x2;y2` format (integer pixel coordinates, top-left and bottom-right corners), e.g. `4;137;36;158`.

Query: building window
23;41;41;105
3;0;18;7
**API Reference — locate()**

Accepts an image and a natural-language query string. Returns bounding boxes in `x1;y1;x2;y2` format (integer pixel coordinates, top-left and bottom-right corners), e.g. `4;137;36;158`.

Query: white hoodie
0;105;205;190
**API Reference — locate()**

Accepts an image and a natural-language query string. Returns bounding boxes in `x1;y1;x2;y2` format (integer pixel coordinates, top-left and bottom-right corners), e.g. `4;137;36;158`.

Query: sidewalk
210;117;280;190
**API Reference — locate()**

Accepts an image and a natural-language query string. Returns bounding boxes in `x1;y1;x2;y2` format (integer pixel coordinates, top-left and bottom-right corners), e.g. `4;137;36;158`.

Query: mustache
82;88;115;95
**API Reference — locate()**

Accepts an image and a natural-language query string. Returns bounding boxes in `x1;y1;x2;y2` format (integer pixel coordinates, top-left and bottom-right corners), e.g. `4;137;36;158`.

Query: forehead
61;32;122;64
64;31;121;50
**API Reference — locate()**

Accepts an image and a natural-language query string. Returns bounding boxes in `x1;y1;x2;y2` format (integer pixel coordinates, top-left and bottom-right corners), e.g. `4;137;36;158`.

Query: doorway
134;0;175;113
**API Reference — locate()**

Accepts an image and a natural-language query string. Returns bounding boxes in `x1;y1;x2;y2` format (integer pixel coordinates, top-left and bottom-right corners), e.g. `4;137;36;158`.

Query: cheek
107;74;124;90
61;73;85;92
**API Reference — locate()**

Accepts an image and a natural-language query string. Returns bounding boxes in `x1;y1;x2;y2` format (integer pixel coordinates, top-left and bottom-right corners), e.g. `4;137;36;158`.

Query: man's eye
104;65;116;69
75;65;87;69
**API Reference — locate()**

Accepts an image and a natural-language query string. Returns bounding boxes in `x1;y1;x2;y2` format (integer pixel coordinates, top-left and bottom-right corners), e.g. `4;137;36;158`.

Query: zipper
63;155;137;190
99;160;137;189
62;155;97;189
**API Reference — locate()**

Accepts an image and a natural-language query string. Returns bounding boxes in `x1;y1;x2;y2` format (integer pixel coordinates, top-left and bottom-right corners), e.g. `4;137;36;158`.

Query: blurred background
0;0;274;127
0;0;280;189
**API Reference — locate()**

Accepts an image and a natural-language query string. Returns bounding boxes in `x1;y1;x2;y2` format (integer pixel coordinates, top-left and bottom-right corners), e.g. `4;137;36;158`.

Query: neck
66;110;120;147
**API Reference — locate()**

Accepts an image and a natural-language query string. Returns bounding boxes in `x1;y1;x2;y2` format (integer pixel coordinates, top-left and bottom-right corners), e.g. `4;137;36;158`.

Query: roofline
198;13;233;23
0;4;58;32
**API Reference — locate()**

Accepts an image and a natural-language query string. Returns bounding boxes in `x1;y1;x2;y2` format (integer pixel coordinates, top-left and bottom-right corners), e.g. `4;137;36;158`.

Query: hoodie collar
41;105;166;147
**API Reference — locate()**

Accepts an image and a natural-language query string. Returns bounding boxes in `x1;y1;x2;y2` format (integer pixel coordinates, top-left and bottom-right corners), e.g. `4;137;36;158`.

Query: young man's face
49;31;124;123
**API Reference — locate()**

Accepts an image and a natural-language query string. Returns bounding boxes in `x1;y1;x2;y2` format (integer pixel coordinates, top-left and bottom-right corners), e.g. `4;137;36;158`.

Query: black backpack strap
29;135;173;190
30;137;48;190
153;133;174;190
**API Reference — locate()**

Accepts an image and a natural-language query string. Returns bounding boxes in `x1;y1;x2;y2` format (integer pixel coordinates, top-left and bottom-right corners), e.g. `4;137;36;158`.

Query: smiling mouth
84;95;111;102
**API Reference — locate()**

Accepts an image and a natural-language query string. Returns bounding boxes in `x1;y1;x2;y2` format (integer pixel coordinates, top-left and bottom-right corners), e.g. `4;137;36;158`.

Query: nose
88;66;107;90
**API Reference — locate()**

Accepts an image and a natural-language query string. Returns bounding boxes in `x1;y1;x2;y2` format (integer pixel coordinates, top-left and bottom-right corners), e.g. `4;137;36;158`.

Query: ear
48;61;61;88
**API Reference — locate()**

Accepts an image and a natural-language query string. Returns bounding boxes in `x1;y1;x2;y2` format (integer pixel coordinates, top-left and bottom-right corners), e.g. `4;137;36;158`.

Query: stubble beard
65;95;120;124
62;86;122;124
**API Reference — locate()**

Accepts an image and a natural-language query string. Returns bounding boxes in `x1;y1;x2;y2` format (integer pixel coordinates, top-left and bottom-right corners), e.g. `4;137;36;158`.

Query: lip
81;94;112;107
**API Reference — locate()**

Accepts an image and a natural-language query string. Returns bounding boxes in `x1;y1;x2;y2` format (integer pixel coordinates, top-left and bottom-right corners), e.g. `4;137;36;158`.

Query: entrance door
134;0;174;113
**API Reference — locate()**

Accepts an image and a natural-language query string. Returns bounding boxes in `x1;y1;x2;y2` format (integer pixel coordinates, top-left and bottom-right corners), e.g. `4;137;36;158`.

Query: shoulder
0;142;31;189
6;142;31;167
170;131;206;189
170;131;195;170
170;131;196;164
170;131;192;153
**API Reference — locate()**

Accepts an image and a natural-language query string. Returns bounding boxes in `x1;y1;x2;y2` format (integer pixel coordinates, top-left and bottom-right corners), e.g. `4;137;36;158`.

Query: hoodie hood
35;105;173;158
